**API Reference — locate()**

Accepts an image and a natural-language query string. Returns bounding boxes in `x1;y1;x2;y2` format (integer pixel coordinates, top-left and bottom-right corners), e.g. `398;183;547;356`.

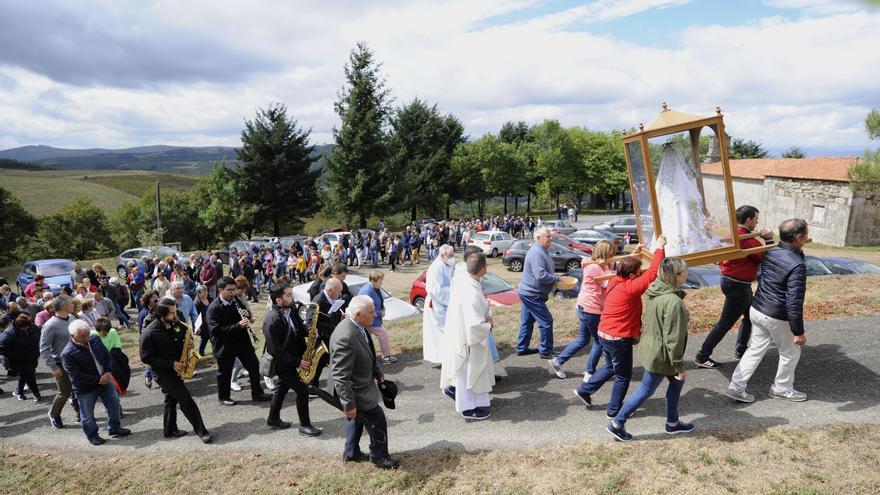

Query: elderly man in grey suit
330;295;400;469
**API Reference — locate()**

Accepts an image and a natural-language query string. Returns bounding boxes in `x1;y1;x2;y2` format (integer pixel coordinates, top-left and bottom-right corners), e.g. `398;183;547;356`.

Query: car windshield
473;233;491;240
481;273;513;295
836;260;880;274
39;261;75;277
157;247;177;257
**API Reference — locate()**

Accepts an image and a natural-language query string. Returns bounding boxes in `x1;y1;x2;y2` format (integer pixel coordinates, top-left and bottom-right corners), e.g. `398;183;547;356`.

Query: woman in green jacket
606;257;696;442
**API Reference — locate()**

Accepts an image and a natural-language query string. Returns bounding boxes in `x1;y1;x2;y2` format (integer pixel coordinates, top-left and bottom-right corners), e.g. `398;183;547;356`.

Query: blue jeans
370;249;378;266
75;381;122;440
114;301;132;326
133;288;145;311
577;336;635;417
517;294;554;355
488;331;499;363
556;308;602;374
613;371;684;426
254;271;262;292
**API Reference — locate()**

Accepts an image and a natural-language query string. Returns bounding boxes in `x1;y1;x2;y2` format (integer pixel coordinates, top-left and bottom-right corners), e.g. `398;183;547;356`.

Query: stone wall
702;174;766;229
763;177;852;246
846;189;880;246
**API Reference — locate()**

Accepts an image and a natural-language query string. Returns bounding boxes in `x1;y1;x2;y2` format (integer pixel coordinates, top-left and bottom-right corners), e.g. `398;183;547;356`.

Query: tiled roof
701;157;857;182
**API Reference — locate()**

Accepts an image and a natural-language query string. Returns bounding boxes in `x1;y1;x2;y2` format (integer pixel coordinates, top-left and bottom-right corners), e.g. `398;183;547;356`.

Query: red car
410;271;521;310
551;233;593;255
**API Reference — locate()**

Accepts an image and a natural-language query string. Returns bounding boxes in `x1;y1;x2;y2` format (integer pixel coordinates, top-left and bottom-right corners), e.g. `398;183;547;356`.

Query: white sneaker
769;388;807;402
724;388;755;403
583;372;592;383
548;359;566;379
230;380;242;392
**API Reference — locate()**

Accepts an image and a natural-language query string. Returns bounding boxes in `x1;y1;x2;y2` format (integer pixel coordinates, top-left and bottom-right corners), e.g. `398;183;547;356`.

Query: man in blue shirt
516;226;560;359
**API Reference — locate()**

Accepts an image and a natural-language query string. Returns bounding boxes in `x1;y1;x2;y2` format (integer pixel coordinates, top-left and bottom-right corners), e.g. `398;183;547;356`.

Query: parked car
804;256;834;277
279;235;310;252
501;239;588;273
551;233;593;255
591;216;652;242
814;257;880;276
321;231;352;251
116;246;183;278
538;220;577;235
218;239;271;264
570;229;624;252
468;230;517;257
682;265;723;289
291;274;419;321
409;271;521;310
17;259;76;295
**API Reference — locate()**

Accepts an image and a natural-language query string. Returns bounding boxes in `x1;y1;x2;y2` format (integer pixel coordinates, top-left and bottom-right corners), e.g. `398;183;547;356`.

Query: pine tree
324;42;392;228
235;103;320;235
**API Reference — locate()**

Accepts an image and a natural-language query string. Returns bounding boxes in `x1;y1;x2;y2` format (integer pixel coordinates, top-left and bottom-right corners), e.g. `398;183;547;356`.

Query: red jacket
598;248;665;340
719;227;772;282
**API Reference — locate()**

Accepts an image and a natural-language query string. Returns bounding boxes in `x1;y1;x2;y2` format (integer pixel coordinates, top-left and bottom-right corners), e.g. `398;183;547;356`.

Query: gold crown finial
661;102;669;111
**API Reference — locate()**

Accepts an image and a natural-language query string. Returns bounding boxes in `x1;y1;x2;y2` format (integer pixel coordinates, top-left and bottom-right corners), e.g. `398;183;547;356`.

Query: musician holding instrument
206;277;272;406
306;277;347;389
262;284;322;436
140;298;212;443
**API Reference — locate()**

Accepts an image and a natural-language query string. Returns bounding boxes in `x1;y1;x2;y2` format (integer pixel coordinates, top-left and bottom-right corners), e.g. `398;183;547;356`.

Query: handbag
259;320;291;378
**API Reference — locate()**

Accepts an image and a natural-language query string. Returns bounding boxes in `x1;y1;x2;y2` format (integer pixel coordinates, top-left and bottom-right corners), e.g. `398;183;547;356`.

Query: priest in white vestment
422;245;455;364
440;252;495;420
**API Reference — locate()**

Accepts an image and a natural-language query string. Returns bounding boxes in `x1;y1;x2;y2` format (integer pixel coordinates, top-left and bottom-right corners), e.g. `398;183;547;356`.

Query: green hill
0;170;200;216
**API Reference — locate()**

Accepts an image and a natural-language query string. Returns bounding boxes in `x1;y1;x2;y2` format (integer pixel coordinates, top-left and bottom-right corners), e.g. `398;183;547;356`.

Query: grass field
0;169;199;216
1;423;877;494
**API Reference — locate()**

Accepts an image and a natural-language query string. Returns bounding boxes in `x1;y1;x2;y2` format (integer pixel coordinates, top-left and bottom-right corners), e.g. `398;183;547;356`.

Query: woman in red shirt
574;235;666;419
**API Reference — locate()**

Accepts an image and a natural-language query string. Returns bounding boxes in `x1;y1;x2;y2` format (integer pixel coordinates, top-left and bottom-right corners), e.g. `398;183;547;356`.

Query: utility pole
156;181;163;245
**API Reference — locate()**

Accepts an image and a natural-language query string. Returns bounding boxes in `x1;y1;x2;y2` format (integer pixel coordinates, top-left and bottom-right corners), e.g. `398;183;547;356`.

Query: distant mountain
0;144;334;174
766;146;865;158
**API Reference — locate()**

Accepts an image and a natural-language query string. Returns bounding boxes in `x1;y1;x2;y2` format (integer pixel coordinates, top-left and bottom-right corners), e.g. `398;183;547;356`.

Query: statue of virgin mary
652;143;722;256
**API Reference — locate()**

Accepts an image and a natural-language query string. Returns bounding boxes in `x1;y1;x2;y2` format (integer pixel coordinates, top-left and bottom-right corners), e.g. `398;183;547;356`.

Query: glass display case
621;104;771;266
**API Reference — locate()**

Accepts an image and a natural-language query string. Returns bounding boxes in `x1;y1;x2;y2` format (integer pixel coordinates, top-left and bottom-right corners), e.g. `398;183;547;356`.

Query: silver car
538;220;577;235
115;246;182;278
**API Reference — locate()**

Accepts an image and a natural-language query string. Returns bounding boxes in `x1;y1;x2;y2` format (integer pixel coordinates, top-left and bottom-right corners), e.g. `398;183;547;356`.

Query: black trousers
344;405;389;459
268;375;311;425
697;277;753;361
16;366;39;398
155;372;208;436
309;350;330;388
215;344;265;401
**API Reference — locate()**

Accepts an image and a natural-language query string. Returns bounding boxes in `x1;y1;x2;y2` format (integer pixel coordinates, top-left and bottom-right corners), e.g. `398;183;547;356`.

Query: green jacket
639;280;689;376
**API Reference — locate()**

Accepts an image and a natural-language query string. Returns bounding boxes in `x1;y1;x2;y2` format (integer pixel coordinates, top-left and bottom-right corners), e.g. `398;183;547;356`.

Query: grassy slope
0;173;137;216
82;173;200;197
1;424;877;494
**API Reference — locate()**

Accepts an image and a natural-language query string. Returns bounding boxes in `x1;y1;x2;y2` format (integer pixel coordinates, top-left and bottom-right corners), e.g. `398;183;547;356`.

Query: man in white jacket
440;252;494;420
422;245;455;364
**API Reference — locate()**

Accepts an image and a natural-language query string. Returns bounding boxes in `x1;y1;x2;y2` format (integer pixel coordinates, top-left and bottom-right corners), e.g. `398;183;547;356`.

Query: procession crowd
0;206;812;467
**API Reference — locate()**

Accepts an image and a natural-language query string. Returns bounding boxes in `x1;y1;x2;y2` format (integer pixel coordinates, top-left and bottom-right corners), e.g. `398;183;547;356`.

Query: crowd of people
0;205;812;466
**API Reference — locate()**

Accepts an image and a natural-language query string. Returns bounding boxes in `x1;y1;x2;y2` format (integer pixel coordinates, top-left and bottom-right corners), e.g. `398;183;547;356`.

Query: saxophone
298;302;328;383
178;320;201;380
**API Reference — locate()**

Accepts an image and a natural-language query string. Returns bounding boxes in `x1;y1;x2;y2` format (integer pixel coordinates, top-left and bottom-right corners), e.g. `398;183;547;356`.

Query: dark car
804;256;834;277
570;229;624;252
17;259;76;295
591;216;652;243
279;235;310;252
682;265;723;289
501;239;588;273
814;257;880;276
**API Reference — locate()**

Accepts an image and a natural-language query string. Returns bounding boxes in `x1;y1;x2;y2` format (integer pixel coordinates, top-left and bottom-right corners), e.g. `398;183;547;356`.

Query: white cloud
0;0;877;151
763;0;865;16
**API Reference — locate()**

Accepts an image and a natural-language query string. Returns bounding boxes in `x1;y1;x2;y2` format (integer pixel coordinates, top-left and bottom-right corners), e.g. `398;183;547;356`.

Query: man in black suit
330;295;399;469
206;277;271;406
307;278;346;388
263;284;321;436
140;299;212;443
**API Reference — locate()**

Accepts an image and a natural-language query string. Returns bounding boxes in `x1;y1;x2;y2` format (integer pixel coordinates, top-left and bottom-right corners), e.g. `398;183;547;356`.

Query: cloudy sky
0;0;878;152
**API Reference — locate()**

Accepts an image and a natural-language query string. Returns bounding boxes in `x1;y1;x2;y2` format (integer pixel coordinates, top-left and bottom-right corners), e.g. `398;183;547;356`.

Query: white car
291;274;420;321
320;231;352;251
468;230;517;257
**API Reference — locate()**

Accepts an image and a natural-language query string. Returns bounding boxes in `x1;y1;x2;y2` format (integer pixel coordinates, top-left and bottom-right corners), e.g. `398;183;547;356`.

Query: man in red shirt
695;206;774;368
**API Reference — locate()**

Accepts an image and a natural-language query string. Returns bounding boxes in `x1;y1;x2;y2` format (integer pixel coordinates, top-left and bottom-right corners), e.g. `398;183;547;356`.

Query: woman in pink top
550;241;617;381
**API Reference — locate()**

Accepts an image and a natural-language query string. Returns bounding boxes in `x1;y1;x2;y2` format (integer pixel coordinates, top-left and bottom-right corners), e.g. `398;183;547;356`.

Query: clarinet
234;297;259;344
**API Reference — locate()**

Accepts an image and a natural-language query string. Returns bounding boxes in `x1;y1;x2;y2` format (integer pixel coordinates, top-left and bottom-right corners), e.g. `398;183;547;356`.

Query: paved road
2;314;879;455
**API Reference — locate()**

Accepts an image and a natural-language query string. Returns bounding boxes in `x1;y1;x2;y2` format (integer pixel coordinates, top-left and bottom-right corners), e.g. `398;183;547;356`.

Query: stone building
700;157;880;247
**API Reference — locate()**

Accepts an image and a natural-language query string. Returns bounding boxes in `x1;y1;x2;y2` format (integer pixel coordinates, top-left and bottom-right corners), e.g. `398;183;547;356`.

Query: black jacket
262;304;308;384
60;335;113;394
0;325;40;369
752;242;807;336
140;317;185;374
206;296;252;355
309;291;344;343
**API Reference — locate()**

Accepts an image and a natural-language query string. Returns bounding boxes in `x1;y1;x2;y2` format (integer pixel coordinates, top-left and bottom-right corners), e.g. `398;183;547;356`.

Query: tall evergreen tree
386;98;465;220
235;103;320;235
0;187;37;265
324;42;392;228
